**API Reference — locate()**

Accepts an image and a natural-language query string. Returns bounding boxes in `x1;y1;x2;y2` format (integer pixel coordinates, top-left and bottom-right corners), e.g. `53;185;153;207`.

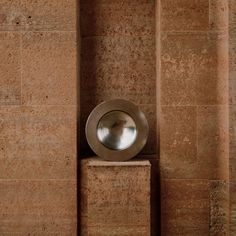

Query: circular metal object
97;110;137;151
85;99;149;161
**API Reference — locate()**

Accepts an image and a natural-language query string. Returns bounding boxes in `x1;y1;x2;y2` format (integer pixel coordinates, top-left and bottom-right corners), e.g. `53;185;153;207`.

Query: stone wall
0;0;77;234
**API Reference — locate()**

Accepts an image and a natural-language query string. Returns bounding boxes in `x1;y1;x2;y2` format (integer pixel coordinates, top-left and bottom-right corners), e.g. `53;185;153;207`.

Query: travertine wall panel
229;0;236;234
161;0;209;31
230;182;236;235
0;0;77;234
0;106;76;179
0;0;76;31
161;180;209;235
209;0;228;30
160;106;197;179
160;0;229;235
0;180;76;233
0;32;21;105
22;32;77;105
210;181;228;235
161;32;228;106
81;2;155;37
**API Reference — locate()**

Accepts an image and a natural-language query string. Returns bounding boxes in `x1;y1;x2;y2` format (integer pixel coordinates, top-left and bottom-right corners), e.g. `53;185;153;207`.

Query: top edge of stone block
81;157;151;167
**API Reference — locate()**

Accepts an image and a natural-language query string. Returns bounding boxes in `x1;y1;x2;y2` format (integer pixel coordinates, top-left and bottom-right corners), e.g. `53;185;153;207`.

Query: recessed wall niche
79;0;157;156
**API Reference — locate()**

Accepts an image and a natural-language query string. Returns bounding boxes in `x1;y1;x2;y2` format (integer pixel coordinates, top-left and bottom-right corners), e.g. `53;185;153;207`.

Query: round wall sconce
85;99;149;161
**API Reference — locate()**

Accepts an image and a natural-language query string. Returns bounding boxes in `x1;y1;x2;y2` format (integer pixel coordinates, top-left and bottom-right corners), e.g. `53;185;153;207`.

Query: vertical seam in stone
209;0;211;30
20;31;23;106
156;0;161;154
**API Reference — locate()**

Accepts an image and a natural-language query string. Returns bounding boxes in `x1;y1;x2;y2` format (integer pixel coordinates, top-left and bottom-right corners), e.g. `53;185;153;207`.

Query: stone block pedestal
80;157;151;236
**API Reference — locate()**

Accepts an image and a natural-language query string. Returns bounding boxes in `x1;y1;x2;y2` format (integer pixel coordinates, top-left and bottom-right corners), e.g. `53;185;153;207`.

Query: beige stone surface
22;32;77;105
81;158;150;236
0;0;77;234
0;106;76;179
229;0;236;33
229;3;236;233
230;182;236;235
80;60;156;105
230;105;236;180
161;0;209;31
161;179;210;236
210;181;229;235
229;33;236;105
20;0;77;31
197;105;229;180
81;1;155;37
209;0;228;30
87;226;150;236
0;180;77;234
160;106;197;179
81;36;155;63
0;32;21;105
0;0;22;30
161;32;228;106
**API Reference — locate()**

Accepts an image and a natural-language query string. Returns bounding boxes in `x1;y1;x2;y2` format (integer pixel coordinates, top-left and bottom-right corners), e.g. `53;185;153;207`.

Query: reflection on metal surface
85;99;149;161
97;111;137;150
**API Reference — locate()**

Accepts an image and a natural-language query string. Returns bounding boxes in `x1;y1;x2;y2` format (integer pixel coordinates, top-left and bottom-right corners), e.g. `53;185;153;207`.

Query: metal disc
97;110;137;151
85;99;149;161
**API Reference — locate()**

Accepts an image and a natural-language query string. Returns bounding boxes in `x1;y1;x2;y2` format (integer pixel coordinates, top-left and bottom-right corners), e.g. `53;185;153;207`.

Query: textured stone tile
148;158;161;236
230;159;236;181
230;105;236;180
161;32;196;105
0;180;77;234
230;182;236;235
210;0;228;30
161;179;209;235
230;105;236;159
80;61;156;105
20;0;76;31
80;1;155;37
210;181;229;235
80;160;88;236
0;32;21;105
229;33;236;105
160;106;197;179
0;233;73;236
161;32;228;106
0;106;76;179
0;0;22;30
197;33;228;106
161;0;209;31
22;32;77;105
140;104;157;154
87;226;149;236
80;0;153;4
81;36;155;63
229;0;236;33
197;106;229;180
81;158;150;235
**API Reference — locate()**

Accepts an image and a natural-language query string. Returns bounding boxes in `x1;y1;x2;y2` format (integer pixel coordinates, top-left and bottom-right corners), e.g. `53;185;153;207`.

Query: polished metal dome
97;111;137;151
85;99;149;161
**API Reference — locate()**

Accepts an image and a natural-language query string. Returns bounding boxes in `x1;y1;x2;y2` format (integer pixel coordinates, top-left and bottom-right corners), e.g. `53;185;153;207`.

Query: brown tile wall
1;0;234;235
0;0;77;234
160;0;230;235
